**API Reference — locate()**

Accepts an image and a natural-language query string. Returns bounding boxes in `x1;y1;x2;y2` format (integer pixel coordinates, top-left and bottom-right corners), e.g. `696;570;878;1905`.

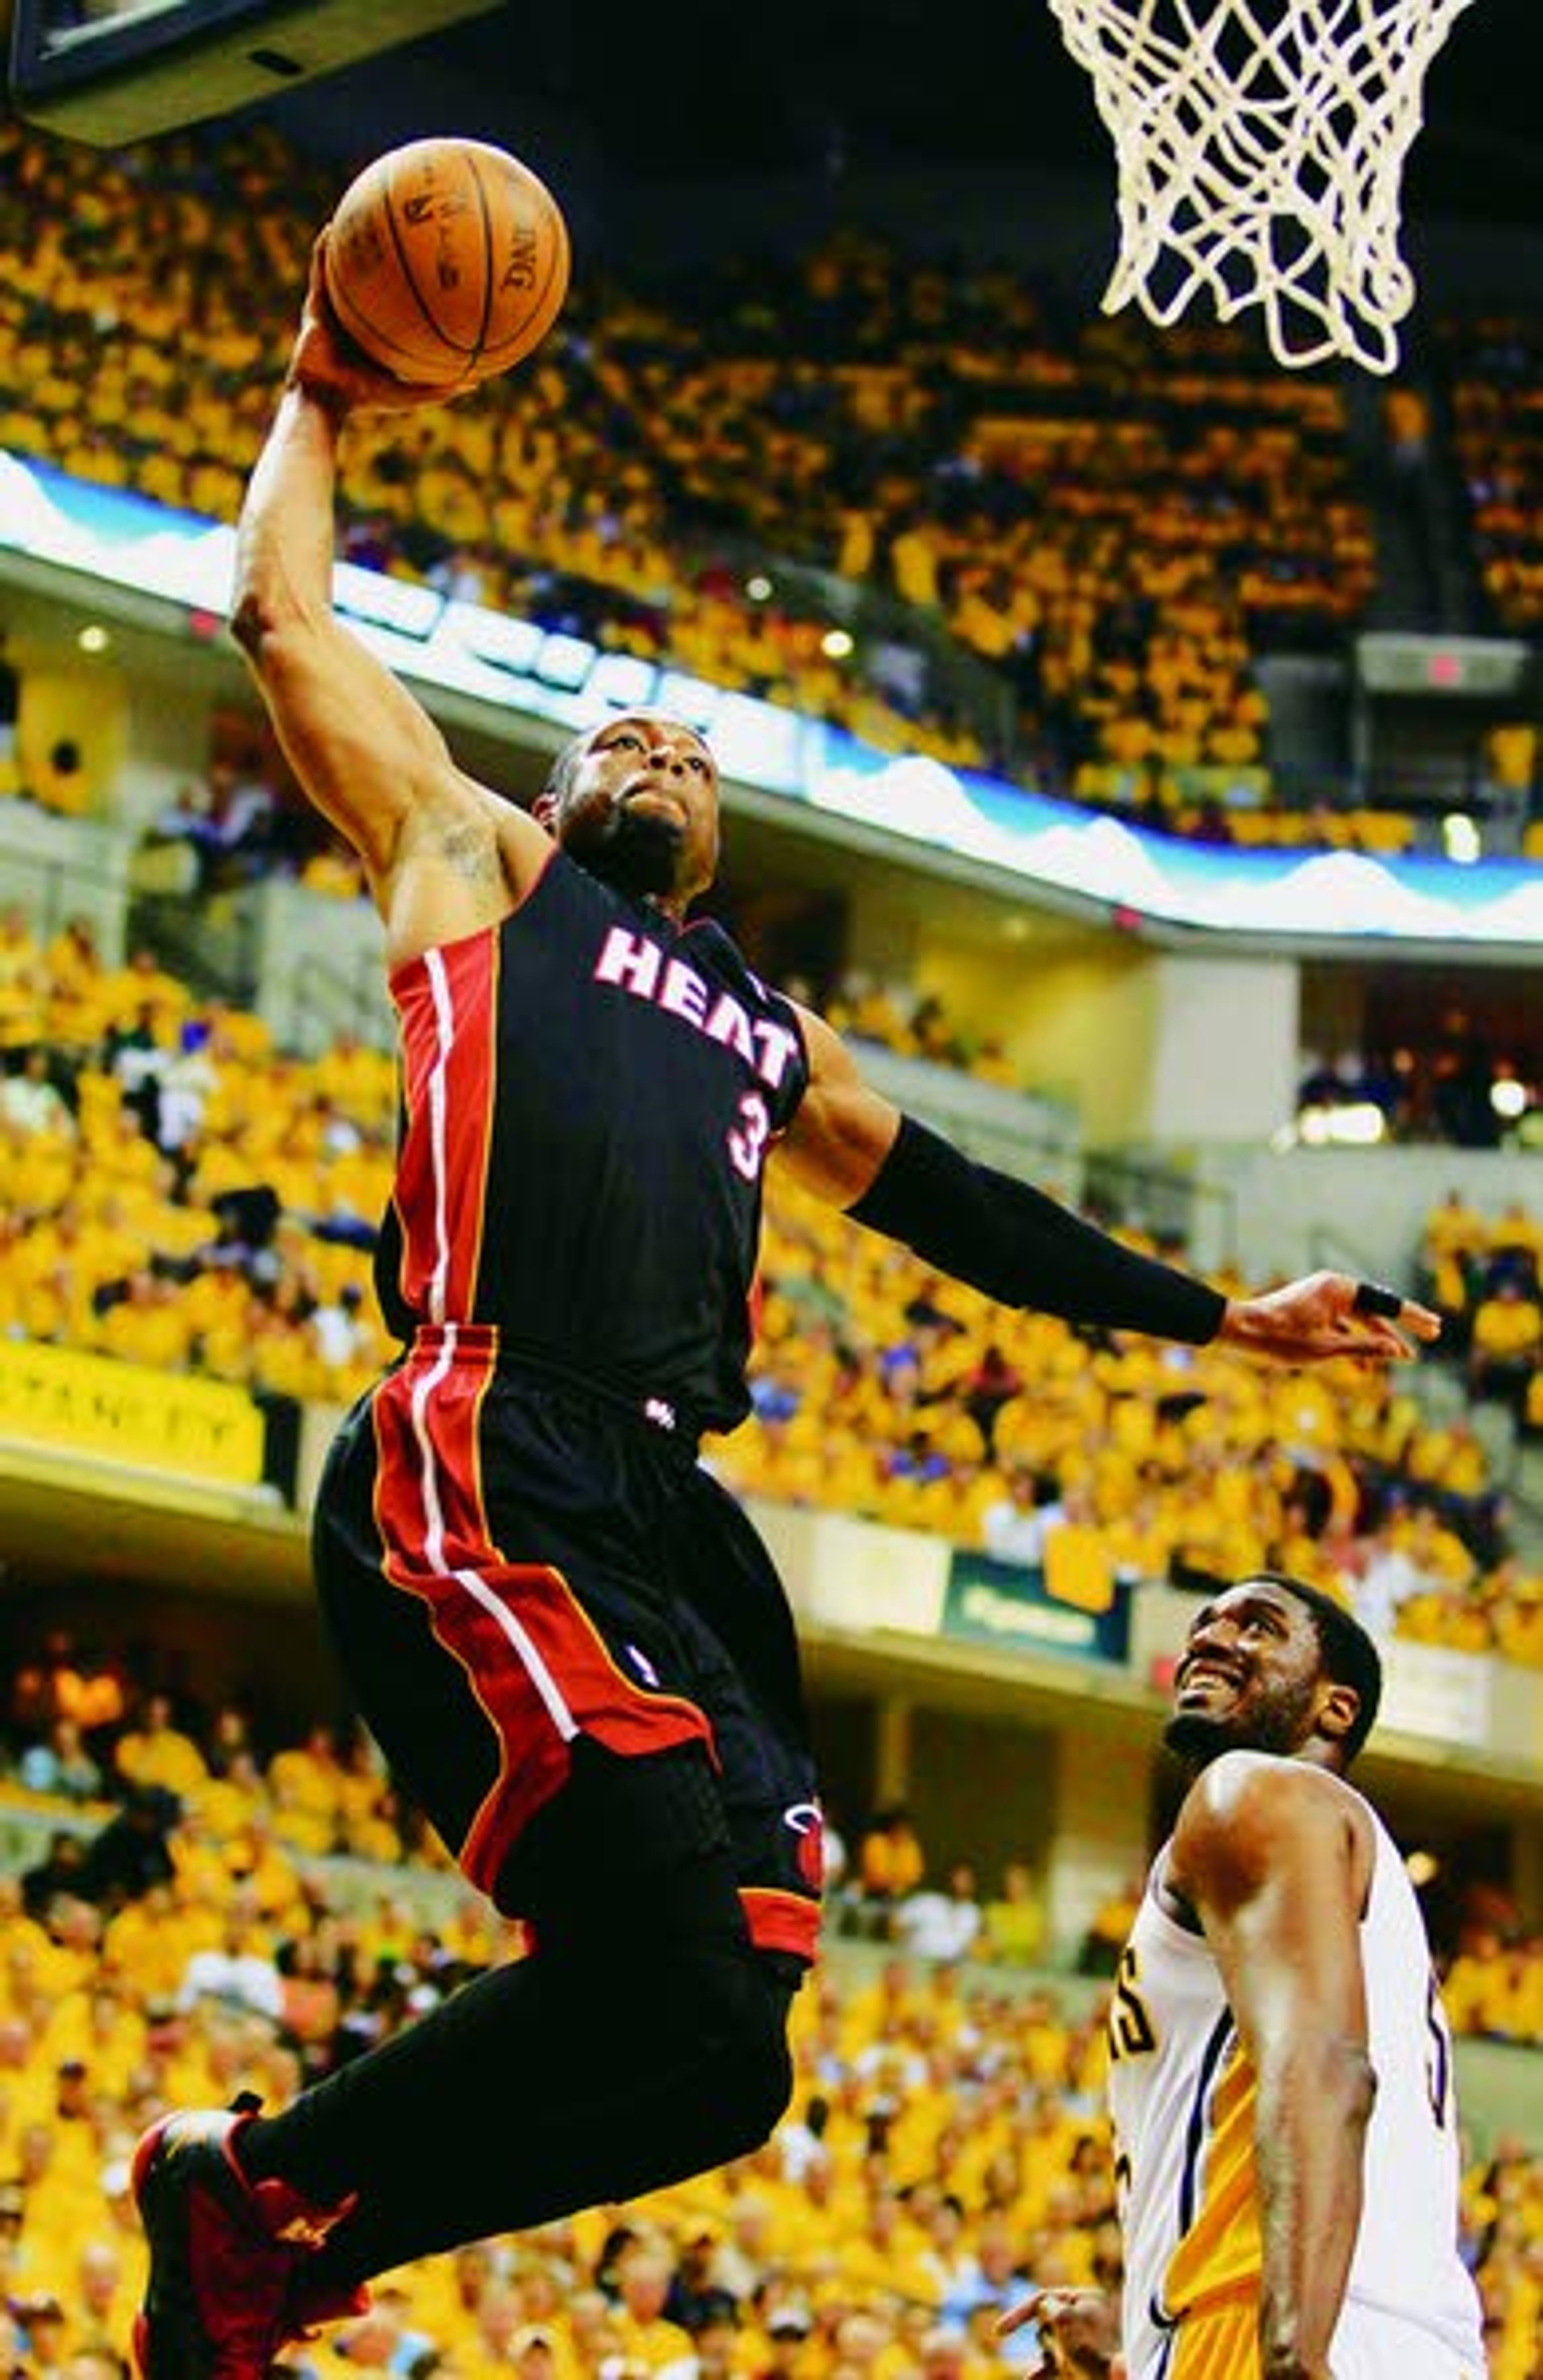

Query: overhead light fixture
1296;1101;1386;1146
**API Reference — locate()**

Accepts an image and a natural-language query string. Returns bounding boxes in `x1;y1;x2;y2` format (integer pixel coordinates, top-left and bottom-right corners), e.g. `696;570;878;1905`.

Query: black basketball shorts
312;1327;823;1965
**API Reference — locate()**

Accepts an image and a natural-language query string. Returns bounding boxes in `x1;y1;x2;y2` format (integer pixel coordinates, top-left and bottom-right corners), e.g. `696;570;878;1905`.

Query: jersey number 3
728;1091;772;1183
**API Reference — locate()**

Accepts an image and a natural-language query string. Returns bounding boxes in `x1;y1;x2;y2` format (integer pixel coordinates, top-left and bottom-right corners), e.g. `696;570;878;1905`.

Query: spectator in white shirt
177;1911;283;2024
981;1466;1062;1568
0;1049;75;1138
891;1860;984;1961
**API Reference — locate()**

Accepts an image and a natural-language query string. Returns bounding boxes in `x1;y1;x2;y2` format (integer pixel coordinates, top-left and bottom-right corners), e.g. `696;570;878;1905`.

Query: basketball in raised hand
322;137;570;389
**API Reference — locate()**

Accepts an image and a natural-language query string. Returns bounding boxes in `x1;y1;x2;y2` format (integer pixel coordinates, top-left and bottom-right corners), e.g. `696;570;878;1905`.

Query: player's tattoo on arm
437;823;502;886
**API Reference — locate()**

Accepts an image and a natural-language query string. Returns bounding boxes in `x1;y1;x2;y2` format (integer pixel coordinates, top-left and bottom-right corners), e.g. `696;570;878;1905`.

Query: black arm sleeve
845;1113;1226;1344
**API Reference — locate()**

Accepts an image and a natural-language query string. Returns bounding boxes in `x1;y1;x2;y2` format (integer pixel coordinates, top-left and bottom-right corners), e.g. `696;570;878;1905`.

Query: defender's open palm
997;2287;1127;2377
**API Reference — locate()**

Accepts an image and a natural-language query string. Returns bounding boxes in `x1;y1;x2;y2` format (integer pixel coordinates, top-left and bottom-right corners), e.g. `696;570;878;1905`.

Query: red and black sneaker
131;2098;356;2380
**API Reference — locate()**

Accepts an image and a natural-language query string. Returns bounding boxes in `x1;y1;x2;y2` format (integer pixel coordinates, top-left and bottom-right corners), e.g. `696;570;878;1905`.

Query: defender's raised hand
997;2287;1126;2377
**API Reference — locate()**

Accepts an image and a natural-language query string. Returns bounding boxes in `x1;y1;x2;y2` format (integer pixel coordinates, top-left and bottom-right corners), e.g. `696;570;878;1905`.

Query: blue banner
8;446;1543;947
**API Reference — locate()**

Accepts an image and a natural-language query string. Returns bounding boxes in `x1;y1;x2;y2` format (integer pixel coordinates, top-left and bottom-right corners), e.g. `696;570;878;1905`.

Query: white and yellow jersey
1107;1787;1486;2380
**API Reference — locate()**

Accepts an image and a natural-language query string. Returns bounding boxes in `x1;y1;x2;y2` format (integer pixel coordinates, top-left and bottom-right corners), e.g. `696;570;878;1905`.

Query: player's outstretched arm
232;238;546;925
1170;1756;1377;2380
778;1005;1438;1363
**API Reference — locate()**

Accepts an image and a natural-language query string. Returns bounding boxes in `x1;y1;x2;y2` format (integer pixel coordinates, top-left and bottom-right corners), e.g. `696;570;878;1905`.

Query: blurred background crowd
0;1619;1537;2380
0;51;1541;2380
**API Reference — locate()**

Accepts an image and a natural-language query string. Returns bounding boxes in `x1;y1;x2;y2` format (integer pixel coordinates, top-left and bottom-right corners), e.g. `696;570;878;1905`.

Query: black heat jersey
372;848;810;1435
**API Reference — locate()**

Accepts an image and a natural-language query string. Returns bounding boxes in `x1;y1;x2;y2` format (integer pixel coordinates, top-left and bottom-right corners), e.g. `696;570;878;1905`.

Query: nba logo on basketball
502;226;538;291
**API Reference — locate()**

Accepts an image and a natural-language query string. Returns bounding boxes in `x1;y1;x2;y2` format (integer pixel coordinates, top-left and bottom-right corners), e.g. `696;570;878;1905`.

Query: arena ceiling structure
263;0;1537;223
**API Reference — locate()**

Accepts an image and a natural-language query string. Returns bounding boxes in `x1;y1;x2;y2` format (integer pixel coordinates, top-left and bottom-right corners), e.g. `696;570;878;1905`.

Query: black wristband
847;1115;1226;1344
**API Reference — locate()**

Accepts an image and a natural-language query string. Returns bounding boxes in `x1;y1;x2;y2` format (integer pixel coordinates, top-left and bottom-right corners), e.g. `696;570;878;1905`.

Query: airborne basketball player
1000;1574;1486;2380
129;244;1440;2380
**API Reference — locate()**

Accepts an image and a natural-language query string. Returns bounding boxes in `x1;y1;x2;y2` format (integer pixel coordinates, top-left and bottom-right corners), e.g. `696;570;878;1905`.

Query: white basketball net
1044;0;1479;374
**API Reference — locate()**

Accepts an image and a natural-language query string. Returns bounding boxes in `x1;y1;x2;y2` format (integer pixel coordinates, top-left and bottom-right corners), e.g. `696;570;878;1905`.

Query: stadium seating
0;119;1423;850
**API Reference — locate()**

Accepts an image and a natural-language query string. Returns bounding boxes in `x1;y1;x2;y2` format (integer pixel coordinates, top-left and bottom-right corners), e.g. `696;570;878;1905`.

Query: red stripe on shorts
372;1333;714;1904
740;1887;821;1962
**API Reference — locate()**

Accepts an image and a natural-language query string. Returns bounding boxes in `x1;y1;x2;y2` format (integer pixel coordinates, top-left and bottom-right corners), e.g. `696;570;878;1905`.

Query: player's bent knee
666;1932;798;2139
693;1969;795;2160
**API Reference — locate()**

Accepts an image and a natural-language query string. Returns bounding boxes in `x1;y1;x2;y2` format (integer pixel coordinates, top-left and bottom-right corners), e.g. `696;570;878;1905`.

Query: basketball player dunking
1000;1574;1487;2380
129;244;1441;2380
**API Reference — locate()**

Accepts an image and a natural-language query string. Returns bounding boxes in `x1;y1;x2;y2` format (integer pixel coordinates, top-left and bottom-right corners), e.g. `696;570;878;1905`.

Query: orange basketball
323;137;570;388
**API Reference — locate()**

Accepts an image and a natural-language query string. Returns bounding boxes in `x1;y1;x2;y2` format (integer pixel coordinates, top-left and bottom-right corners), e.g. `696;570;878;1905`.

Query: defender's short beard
1162;1711;1236;1769
565;805;685;900
1164;1680;1318;1770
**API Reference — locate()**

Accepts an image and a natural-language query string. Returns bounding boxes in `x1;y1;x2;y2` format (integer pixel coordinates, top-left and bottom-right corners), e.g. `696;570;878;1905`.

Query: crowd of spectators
0;115;1427;853
0;902;397;1407
0;1623;1537;2378
1447;313;1543;634
1418;1188;1543;1430
7;1667;421;1885
1293;1024;1543;1152
818;978;1022;1089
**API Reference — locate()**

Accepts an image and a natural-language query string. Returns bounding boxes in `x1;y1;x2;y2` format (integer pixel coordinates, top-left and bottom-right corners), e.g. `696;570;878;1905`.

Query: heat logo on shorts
783;1800;825;1893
